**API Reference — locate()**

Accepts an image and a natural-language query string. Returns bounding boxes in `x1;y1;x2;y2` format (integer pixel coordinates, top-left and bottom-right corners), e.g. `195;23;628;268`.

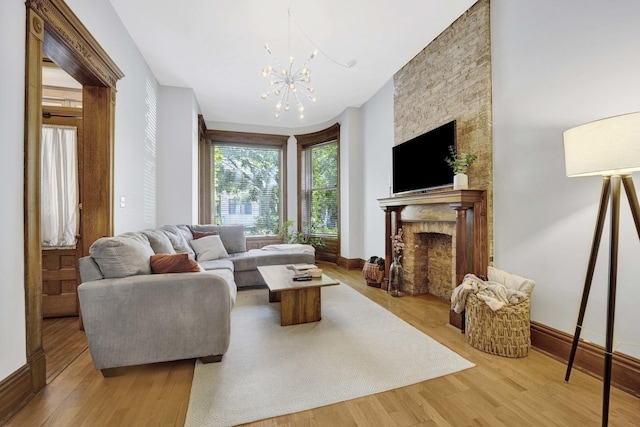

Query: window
201;131;289;236
297;124;340;238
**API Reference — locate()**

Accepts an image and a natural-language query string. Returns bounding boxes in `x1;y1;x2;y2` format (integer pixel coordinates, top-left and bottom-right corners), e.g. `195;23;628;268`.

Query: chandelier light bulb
298;103;304;112
289;56;294;64
274;112;280;119
275;101;282;110
299;113;305;120
261;93;268;100
284;102;290;111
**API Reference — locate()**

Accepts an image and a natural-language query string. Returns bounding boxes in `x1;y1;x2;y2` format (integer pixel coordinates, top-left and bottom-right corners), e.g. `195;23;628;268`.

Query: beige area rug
185;283;474;427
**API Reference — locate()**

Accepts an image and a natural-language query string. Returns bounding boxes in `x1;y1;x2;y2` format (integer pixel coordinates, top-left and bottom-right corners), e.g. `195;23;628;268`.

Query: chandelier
261;9;318;120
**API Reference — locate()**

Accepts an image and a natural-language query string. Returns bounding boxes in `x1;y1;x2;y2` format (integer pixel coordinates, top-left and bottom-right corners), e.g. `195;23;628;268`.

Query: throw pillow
191;230;219;240
189;234;229;261
150;253;201;274
190;224;247;253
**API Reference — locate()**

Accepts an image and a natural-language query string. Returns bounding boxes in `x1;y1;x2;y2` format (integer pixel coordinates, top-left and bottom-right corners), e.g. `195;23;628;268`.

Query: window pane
310;189;338;234
213;145;280;236
312;142;338;188
301;140;338;237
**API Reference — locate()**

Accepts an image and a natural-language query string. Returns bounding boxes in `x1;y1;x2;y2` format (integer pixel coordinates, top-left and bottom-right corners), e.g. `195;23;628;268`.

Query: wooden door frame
24;0;123;394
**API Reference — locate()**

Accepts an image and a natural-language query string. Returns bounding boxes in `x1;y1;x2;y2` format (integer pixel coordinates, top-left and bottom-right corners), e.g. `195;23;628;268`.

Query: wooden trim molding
206;130;290;147
26;0;124;88
337;257;364;270
531;321;640;397
21;0;123;418
0;364;33;425
295;124;341;262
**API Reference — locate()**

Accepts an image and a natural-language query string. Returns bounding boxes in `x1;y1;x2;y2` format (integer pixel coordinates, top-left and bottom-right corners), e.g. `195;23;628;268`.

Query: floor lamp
562;111;640;427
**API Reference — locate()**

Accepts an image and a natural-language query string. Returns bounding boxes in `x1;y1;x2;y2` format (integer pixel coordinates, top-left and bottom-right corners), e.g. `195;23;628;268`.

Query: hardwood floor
42;317;88;383
6;263;640;426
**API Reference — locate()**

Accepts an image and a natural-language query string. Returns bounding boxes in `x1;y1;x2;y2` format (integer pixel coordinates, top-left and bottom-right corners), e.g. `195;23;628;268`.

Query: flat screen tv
392;120;456;194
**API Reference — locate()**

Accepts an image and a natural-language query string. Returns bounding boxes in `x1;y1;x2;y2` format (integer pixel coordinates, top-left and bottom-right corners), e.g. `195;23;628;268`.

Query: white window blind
213;144;282;236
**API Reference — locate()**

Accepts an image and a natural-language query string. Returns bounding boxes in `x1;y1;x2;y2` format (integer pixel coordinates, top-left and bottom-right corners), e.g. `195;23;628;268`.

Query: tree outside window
213;145;281;236
303;141;338;236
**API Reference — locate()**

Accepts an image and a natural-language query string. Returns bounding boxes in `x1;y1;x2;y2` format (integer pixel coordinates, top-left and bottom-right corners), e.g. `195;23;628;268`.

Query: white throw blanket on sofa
255;244;315;255
451;268;535;313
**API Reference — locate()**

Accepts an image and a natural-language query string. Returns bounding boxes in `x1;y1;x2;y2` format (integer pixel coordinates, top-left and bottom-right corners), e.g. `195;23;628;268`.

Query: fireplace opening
404;230;454;299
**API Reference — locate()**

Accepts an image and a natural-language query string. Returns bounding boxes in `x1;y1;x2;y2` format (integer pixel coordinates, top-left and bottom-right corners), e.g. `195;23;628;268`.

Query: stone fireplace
379;189;487;327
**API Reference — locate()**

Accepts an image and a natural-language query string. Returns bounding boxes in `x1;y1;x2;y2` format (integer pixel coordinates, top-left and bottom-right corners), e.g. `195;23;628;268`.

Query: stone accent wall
393;0;493;267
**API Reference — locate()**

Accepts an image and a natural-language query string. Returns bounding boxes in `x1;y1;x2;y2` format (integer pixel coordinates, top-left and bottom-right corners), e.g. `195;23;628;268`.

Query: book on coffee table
286;263;317;272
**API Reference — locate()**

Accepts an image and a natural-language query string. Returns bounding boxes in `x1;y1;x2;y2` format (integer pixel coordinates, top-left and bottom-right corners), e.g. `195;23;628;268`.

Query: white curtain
41;125;79;248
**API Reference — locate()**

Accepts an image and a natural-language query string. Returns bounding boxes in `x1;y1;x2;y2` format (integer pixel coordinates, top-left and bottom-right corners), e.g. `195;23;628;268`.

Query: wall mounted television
392;120;456;194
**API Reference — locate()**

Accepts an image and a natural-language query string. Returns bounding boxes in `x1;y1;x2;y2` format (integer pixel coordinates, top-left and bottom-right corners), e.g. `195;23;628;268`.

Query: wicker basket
362;262;385;289
464;293;531;358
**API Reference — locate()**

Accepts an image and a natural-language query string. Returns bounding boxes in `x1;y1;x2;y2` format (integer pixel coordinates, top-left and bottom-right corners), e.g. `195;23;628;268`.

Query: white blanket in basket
451;267;536;313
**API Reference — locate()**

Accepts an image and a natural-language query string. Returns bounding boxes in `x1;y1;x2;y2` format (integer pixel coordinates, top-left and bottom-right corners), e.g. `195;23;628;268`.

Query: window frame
296;123;340;260
202;130;289;240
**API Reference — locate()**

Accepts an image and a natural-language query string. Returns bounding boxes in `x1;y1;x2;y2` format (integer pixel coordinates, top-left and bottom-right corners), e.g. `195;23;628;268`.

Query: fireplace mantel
378;190;488;330
378;189;487;327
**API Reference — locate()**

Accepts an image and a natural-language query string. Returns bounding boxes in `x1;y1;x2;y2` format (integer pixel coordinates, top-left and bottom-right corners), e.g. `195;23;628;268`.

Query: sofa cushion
189;224;246;254
176;225;194;243
159;225;196;258
190;234;230;261
89;235;155;278
229;250;315;272
198;258;235;272
141;229;176;254
150;253;201;274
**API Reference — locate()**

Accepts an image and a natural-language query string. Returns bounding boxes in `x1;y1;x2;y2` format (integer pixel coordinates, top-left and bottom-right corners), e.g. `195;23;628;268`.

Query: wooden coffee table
257;265;339;326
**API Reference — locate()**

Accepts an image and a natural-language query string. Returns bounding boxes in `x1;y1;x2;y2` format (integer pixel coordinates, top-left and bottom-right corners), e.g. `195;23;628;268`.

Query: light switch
120;196;126;208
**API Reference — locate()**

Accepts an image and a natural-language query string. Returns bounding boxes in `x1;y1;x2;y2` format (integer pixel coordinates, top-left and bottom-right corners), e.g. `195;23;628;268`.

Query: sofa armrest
78;271;232;370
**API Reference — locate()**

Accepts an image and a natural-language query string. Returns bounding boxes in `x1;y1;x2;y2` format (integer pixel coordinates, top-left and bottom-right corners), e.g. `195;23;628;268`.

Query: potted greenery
277;220;326;248
445;145;477;190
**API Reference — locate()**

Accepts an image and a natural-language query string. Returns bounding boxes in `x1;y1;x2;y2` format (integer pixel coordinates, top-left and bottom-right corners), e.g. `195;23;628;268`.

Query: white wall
492;0;640;358
339;107;363;259
156;86;200;225
360;80;395;260
67;0;160;234
0;0;27;381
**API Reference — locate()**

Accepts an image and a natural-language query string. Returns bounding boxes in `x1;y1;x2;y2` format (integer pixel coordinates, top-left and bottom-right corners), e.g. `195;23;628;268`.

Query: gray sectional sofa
77;224;315;375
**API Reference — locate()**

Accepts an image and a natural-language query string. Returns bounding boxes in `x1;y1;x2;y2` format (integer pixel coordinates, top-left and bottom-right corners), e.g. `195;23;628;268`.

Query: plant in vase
389;227;405;297
445;145;477;190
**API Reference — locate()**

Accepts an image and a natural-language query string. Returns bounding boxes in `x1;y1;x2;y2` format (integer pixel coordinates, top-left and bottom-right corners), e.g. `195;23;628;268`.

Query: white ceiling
108;0;477;129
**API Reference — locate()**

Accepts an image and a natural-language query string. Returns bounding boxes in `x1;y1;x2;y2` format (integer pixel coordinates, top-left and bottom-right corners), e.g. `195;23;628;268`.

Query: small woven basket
465;293;531;358
362;262;385;289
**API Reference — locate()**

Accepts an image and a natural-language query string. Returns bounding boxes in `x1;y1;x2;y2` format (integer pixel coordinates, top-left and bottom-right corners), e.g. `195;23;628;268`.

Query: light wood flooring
6;263;640;426
42;316;88;384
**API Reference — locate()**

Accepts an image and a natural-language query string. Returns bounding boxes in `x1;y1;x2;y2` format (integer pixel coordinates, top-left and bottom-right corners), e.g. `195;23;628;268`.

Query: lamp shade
563;112;640;177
